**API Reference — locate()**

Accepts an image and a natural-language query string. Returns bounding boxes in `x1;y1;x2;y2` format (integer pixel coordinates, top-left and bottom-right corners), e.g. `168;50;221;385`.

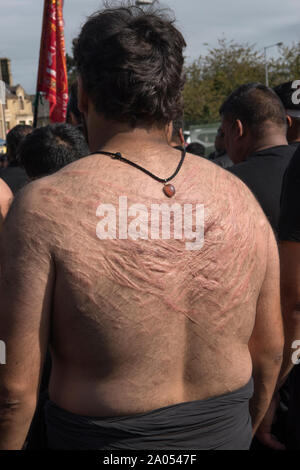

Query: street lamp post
263;42;283;87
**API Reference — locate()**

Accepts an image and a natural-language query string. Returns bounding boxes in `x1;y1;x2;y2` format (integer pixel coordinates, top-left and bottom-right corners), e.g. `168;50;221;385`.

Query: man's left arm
0;178;13;230
0;183;54;450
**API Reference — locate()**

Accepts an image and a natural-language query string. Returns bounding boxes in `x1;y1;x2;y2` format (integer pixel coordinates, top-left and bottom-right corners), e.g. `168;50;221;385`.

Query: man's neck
247;132;288;157
87;112;169;155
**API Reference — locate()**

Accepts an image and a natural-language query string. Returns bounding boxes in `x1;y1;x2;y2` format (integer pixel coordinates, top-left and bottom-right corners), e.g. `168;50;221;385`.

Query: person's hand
255;394;286;450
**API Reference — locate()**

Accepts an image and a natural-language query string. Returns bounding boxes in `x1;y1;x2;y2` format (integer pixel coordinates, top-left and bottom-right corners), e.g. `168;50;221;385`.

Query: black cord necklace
91;147;187;198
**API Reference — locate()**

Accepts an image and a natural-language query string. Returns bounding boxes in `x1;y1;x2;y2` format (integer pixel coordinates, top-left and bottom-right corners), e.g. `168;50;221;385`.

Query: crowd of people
0;4;300;450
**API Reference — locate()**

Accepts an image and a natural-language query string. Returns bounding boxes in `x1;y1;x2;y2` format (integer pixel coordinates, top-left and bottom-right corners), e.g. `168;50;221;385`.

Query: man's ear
286;114;293;128
179;128;185;146
77;76;88;114
235;119;244;139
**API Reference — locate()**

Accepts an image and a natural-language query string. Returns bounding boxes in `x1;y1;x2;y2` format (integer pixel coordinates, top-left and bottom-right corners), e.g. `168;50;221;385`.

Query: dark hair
73;4;186;127
219;83;287;136
6;124;33;163
17;124;89;178
186;142;205;157
273;81;300;111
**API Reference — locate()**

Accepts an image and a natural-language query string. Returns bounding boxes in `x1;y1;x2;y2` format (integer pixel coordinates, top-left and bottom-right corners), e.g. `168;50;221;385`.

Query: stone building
5;84;34;131
0;58;34;140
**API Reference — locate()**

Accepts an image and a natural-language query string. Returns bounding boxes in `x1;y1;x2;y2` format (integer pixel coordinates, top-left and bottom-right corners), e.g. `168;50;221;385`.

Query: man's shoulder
0;177;13;196
228;158;259;176
5;176;54;228
189;153;266;214
228;146;293;179
17;176;52;202
249;145;295;163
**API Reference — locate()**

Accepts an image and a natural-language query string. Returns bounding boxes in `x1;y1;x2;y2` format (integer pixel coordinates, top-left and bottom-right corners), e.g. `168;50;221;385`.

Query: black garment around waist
44;378;253;450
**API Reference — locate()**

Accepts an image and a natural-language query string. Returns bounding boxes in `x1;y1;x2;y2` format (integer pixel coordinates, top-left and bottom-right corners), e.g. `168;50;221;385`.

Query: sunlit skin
0;178;13;230
0;83;283;449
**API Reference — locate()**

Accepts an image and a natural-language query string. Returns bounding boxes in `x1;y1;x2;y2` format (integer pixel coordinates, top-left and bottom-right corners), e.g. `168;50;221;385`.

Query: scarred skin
0;138;283;449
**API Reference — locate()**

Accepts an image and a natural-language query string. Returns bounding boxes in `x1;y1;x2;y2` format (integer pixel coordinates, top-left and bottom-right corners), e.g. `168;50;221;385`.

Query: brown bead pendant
163;184;176;198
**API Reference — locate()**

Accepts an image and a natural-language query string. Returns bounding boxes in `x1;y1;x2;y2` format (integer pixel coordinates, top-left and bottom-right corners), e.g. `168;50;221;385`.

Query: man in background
18;124;89;180
0;125;32;221
208;127;233;169
274;80;300;150
257;144;300;450
186;142;205;157
222;83;295;231
0;154;8;169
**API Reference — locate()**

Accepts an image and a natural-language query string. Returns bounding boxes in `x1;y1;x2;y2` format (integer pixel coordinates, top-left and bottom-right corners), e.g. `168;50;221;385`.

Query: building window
6;122;10;130
19;120;25;125
18;95;25;110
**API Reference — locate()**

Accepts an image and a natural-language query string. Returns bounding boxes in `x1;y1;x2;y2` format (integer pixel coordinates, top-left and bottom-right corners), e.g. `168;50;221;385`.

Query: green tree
66;53;77;85
269;41;300;85
183;38;300;126
183;38;266;125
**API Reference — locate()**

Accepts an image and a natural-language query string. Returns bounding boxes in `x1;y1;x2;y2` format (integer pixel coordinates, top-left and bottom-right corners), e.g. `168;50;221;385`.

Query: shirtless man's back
47;150;268;413
0;5;283;450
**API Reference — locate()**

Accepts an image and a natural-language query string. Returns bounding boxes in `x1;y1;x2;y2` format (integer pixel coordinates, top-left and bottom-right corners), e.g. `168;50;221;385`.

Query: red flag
36;0;68;123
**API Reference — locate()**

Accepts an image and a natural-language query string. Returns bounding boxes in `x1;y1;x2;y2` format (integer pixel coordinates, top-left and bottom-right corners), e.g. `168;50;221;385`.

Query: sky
0;0;299;94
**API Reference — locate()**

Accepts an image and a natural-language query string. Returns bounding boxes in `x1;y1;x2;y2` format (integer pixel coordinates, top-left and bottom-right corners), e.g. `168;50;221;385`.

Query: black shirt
289;141;300;151
278;145;300;450
209;151;233;169
212;153;233;169
228;145;296;231
278;145;300;242
0;162;28;195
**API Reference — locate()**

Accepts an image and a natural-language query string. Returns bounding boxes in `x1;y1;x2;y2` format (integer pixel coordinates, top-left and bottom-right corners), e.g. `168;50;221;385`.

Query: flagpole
34;0;48;128
33;92;40;129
